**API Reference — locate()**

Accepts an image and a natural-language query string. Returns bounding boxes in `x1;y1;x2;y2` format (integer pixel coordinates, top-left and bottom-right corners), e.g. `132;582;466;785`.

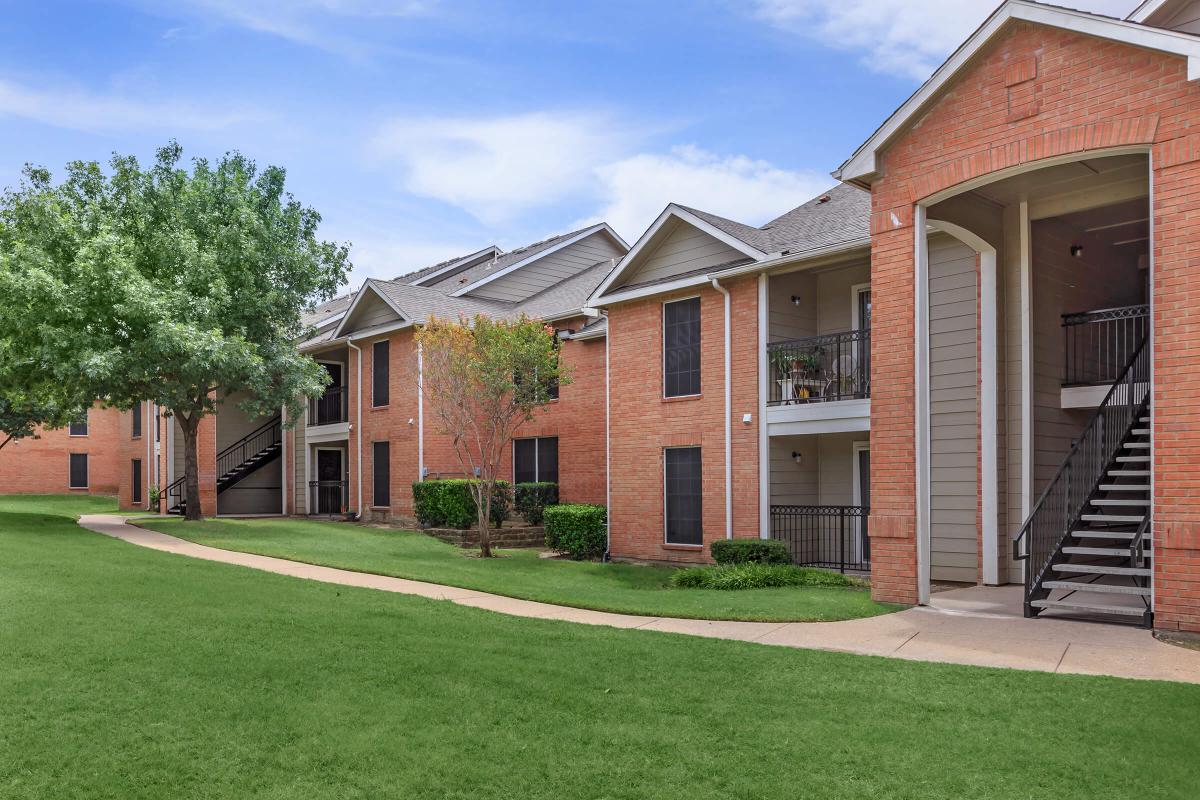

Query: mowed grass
4;495;1200;799
140;515;897;622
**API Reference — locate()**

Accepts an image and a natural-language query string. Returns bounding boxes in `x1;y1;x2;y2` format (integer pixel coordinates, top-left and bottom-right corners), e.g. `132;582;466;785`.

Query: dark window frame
132;401;143;438
68;414;89;437
69;453;89;489
663;297;701;398
513;436;559;484
371;340;390;407
664;446;703;546
132;459;143;504
372;440;390;508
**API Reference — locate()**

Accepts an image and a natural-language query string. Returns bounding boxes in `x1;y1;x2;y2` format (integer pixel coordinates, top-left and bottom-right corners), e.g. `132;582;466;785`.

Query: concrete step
1108;469;1149;477
1072;530;1142;540
1123;442;1150;449
1081;513;1144;524
1098;484;1149;492
1063;545;1133;557
1116;455;1149;463
1091;498;1150;507
1053;563;1152;577
1043;580;1151;596
1031;599;1147;617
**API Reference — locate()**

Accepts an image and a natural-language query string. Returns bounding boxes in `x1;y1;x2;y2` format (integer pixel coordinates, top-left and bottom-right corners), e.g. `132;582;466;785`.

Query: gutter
347;340;363;520
711;278;733;540
601;309;612;560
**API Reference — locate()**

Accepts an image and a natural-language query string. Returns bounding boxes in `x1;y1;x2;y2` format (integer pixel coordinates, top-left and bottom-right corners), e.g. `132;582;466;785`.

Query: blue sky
0;0;1133;285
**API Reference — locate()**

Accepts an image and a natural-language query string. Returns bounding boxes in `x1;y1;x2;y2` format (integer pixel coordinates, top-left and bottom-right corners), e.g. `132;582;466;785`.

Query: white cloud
0;77;262;133
369;111;634;225
590;145;832;243
751;0;1137;80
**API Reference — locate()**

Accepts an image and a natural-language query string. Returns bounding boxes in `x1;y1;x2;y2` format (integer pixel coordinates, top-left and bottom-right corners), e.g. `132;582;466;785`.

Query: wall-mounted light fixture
1070;245;1084;258
791;451;803;465
791;295;802;306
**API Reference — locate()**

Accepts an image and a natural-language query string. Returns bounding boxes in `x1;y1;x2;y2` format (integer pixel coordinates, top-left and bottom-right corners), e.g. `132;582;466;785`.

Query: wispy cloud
749;0;1134;81
0;76;264;133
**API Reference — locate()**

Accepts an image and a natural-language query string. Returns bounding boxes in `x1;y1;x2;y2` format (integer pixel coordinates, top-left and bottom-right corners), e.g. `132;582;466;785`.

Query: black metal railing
770;505;870;573
309;480;348;515
1013;337;1150;610
166;475;185;512
217;417;282;482
308;385;348;426
1063;303;1148;386
768;329;869;406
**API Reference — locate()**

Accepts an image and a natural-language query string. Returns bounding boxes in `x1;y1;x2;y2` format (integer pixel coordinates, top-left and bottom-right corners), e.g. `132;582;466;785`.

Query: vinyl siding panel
469;232;624;302
619;219;747;288
341;293;400;335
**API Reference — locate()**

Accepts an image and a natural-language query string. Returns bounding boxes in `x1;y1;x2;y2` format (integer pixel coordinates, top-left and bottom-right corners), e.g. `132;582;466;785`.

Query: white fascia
835;0;1200;184
331;279;409;339
408;246;501;287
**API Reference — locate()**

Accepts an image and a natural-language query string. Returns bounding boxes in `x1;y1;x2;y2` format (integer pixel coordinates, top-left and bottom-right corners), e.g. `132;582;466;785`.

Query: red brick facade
0;404;121;496
606;278;760;564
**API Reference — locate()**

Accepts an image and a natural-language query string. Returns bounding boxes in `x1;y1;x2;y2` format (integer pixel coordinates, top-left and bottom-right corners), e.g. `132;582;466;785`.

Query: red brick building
0;403;122;496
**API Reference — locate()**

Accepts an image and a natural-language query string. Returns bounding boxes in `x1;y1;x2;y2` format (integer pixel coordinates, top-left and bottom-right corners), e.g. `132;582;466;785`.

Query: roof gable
332;281;409;339
462;228;627;303
836;0;1200;185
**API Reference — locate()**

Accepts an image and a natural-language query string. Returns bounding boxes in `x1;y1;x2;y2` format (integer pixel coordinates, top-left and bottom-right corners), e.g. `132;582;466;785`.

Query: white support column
914;204;931;605
1019;200;1033;527
758;273;770;539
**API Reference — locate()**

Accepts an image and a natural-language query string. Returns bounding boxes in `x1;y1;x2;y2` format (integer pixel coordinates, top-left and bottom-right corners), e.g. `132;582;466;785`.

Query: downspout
146;403;154;511
417;341;425;482
602;311;611;560
711;278;733;539
348;339;363;519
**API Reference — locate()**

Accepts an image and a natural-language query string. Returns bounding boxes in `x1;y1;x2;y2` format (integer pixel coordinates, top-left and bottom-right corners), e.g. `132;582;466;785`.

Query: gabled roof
400;245;501;286
448;223;628;297
835;0;1200;185
589;184;869;303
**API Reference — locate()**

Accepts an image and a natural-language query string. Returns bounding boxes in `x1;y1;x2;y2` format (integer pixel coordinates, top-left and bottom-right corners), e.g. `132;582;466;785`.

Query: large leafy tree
416;315;567;557
0;143;349;518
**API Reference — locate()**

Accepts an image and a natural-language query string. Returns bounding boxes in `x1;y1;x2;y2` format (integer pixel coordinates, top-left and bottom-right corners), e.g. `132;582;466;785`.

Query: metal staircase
1014;340;1153;627
165;416;283;516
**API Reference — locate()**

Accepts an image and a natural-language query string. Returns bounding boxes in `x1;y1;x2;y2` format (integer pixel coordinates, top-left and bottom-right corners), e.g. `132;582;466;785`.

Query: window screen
69;453;89;489
514;437;558;484
132;460;143;504
665;447;702;545
372;340;390;406
664;297;701;397
132;402;143;438
373;441;390;507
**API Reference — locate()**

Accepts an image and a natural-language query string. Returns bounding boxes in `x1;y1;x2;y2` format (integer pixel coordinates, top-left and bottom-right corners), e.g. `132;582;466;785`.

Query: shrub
709;538;791;566
544;504;606;560
412;479;511;529
669;563;862;591
514;482;558;525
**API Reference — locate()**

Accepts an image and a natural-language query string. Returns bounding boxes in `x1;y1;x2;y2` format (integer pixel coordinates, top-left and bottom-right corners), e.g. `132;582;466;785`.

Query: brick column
197;413;218;517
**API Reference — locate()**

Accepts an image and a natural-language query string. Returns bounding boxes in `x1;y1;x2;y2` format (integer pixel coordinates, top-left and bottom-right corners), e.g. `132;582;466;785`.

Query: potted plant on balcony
770;349;797;403
794;347;823;399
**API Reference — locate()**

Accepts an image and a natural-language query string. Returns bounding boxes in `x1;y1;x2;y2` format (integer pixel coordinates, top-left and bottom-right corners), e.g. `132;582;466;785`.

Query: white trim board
408;246;500;287
451;223;629;297
835;0;1200;184
332;280;409;340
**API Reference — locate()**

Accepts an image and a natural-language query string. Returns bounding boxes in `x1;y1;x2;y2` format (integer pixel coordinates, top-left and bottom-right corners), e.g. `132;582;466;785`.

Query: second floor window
69;414;88;437
664;297;701;398
372;340;390;407
132;402;143;438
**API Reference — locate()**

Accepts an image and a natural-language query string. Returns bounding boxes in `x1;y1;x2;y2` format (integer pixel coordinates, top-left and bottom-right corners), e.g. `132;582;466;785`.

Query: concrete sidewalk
79;514;1200;684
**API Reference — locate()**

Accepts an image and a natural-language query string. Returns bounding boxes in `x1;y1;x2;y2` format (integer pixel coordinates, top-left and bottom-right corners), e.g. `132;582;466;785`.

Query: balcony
1061;304;1149;409
768;329;870;406
308;385;348;427
770;504;870;573
308;480;349;516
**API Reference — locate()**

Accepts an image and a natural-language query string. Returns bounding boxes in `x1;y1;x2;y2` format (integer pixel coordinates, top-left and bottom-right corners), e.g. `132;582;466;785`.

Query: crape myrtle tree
415;314;567;557
0;143;349;518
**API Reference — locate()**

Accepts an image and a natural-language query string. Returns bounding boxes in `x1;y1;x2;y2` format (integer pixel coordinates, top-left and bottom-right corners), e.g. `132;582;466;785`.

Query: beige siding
815;261;870;334
618;218;747;288
341;293;399;335
768;271;817;343
468;232;624;302
769;437;819;505
928;235;979;583
293;416;307;515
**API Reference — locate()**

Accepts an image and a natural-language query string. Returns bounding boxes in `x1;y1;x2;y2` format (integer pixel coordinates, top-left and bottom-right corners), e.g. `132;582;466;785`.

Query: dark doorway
316;449;344;514
857;447;871;563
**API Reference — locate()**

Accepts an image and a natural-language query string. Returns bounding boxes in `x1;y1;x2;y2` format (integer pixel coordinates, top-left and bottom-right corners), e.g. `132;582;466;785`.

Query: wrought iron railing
309;480;348;515
1013;338;1150;611
1062;303;1148;386
217;417;282;482
308;385;348;426
770;504;870;573
767;329;869;406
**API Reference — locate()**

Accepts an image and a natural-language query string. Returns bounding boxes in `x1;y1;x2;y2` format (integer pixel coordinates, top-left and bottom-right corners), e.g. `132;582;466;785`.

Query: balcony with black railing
308;480;348;516
1063;304;1148;387
770;504;870;573
767;329;870;406
308;385;348;426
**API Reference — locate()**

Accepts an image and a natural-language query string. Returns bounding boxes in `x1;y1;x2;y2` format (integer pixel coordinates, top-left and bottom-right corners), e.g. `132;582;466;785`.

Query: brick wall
607;278;760;564
0;403;122;496
866;20;1200;625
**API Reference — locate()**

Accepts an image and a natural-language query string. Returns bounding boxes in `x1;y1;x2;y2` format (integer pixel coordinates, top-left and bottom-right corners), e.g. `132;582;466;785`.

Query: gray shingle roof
371;279;512;323
393;245;500;285
514;259;614;320
418;225;601;292
301;294;354;328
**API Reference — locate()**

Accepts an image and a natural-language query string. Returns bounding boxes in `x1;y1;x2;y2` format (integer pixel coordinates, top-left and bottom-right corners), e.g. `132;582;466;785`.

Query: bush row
513;482;558;525
412;479;511;529
544;504;606;560
670;563;862;591
709;538;791;566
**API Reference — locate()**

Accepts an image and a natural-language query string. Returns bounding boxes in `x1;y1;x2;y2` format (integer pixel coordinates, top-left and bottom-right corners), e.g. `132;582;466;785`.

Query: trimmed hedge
710;538;791;566
670;563;862;591
412;479;511;529
514;482;558;525
544;504;606;560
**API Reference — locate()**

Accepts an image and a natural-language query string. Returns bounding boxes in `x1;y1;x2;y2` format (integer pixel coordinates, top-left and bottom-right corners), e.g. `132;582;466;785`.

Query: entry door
318;363;343;425
316;449;343;513
857;448;871;562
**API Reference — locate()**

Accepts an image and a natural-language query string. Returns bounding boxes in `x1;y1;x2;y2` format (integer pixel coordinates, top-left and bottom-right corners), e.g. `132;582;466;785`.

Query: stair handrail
164;415;283;511
1012;337;1150;600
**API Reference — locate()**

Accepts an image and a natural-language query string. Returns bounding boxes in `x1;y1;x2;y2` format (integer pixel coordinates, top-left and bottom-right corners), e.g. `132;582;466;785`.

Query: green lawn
4;495;1200;799
138;515;898;622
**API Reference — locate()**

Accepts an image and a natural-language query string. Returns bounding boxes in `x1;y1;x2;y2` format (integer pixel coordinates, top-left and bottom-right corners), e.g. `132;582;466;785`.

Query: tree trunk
477;480;493;558
180;413;202;521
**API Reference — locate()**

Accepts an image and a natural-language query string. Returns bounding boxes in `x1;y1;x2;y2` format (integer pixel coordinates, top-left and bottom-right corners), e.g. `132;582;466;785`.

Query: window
132;460;143;504
69;414;88;437
372;441;390;507
514;437;558;484
663;297;701;397
69;453;89;489
132;402;143;438
664;447;702;545
372;340;390;407
856;287;872;330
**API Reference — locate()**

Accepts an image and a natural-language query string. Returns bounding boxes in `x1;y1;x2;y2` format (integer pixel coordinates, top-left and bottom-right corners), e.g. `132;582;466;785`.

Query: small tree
415;315;567;557
0;143;349;518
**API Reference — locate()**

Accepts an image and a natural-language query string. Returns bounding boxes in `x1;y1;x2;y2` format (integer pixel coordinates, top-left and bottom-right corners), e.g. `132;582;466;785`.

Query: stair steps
1053;563;1151;577
1098;484;1149;492
1062;545;1134;557
1030;599;1147;617
1081;513;1144;524
1042;579;1151;596
1108;469;1149;477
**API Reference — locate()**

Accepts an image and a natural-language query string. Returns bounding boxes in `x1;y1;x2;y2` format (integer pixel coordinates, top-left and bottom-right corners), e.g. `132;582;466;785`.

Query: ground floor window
372;441;390;507
664;446;702;545
514;436;558;484
132;459;142;504
69;453;89;489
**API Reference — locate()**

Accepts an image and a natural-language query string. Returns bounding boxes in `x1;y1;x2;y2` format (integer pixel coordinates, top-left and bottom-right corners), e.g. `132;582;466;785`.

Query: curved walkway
80;514;1200;683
